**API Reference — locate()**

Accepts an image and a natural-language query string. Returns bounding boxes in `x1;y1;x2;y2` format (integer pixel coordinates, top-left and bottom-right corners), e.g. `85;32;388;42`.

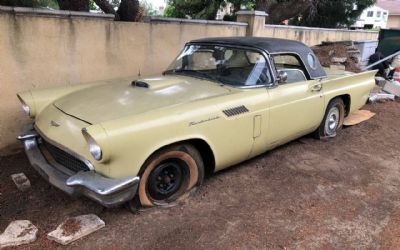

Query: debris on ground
10;173;31;192
369;93;395;102
344;110;376;126
375;76;387;87
332;57;347;64
0;220;38;248
312;41;361;73
383;80;400;97
47;214;105;245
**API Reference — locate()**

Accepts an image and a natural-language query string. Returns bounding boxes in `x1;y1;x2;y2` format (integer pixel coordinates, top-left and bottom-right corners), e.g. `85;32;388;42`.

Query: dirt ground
1;101;400;249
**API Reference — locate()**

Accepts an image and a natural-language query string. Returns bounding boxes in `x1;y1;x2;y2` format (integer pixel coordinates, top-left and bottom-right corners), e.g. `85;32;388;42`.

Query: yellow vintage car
17;37;375;210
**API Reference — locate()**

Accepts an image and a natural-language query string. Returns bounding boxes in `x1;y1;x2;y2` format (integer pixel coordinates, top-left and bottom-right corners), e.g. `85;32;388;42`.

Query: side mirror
277;71;288;84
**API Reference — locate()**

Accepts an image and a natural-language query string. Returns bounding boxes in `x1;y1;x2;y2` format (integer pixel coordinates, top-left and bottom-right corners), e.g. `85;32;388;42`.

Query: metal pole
363;51;400;71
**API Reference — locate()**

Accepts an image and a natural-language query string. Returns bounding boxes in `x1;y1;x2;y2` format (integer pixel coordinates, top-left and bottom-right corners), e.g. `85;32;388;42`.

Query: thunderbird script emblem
50;120;60;127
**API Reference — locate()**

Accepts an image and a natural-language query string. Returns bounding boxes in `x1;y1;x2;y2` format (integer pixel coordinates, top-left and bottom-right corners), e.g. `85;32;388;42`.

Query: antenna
138;68;141;78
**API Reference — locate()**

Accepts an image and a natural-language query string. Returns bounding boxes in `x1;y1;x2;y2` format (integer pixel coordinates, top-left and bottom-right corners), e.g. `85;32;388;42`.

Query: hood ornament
50;120;60;127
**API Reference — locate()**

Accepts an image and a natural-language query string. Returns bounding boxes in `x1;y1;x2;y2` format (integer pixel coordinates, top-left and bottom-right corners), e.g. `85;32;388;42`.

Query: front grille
42;140;90;173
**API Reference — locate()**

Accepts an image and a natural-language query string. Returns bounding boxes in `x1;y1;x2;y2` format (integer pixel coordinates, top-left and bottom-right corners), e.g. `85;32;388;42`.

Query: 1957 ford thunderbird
17;37;376;210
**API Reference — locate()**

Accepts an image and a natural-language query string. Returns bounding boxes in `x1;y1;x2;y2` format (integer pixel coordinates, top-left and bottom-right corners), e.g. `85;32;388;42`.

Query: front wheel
136;144;204;208
315;97;345;139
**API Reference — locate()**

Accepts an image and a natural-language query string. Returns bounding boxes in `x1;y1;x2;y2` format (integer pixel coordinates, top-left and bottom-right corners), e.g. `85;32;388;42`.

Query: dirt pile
312;41;361;73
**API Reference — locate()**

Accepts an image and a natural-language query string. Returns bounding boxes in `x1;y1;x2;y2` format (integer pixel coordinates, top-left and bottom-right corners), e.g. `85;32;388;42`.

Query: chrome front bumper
18;130;140;207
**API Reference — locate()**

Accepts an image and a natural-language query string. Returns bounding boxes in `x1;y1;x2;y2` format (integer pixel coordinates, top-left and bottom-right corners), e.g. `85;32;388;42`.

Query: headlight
82;129;102;161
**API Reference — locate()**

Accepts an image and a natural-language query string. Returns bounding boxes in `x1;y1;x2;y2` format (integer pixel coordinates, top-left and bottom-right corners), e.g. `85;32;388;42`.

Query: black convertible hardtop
189;37;327;79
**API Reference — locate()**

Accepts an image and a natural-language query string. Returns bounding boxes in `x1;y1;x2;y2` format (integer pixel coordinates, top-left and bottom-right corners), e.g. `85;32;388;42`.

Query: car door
266;54;325;147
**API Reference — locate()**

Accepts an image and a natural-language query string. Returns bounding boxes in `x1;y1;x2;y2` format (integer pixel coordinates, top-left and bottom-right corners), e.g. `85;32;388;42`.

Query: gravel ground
1;101;400;249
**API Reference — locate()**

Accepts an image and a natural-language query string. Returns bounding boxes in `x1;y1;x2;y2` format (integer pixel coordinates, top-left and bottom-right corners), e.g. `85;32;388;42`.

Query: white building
352;5;389;29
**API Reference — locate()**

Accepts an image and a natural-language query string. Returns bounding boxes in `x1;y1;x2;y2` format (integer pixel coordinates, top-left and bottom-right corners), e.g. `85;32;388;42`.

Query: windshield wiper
163;69;224;86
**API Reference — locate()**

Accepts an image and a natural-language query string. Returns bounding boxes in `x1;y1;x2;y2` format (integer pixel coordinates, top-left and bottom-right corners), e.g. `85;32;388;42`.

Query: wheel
137;143;204;207
315;97;345;139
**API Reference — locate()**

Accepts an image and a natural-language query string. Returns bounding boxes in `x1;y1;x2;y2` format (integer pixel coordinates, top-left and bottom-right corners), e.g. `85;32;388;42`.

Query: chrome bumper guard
17;130;140;207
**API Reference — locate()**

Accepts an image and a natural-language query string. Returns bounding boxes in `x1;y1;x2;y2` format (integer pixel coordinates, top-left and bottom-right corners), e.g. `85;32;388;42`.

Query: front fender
17;80;108;118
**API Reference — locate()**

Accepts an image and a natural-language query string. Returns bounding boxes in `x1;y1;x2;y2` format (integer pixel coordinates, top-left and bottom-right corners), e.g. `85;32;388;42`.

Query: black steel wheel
136;143;204;207
146;159;189;202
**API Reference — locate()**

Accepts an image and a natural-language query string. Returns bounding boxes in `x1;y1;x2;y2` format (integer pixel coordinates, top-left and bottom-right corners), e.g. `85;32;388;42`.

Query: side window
272;54;307;84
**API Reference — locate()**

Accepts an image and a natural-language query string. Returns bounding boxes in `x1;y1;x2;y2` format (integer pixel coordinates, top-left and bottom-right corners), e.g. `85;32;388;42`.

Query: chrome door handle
311;83;322;92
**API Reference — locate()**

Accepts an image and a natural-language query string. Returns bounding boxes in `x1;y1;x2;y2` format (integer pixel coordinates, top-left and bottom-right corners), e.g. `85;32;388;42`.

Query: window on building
377;11;381;18
367;11;374;17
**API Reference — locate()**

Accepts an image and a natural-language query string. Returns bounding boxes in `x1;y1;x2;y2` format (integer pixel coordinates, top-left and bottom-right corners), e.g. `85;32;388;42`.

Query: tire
136;143;204;207
315;97;345;139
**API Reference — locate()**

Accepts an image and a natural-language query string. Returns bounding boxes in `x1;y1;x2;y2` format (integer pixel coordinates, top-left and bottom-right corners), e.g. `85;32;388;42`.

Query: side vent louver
223;105;249;117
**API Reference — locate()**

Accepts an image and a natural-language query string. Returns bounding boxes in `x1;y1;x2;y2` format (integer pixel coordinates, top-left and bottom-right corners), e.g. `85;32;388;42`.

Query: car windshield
164;44;272;87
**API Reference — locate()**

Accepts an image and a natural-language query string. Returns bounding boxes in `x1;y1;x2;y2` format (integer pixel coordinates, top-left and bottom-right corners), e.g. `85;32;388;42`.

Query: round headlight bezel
82;129;103;161
22;102;30;115
88;137;102;161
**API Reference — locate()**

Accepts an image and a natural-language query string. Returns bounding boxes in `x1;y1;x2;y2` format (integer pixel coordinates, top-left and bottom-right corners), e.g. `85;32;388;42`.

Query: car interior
272;54;309;84
186;47;273;87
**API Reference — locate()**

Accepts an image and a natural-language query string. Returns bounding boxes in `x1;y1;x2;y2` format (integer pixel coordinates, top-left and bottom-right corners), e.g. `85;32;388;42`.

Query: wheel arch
330;94;351;117
138;138;216;177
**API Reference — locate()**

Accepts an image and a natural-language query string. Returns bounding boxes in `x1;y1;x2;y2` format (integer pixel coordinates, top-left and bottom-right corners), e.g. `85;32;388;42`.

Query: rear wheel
136;144;204;208
315;97;345;139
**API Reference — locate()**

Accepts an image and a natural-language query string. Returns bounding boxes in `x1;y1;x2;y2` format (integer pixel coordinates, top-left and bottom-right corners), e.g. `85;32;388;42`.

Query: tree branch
93;0;116;15
267;0;313;24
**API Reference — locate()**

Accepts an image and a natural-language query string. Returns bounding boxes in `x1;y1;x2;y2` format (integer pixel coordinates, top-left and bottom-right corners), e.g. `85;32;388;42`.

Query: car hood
53;75;231;124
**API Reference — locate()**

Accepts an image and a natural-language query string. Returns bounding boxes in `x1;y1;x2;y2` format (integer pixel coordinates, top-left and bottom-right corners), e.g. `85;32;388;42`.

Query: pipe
363;51;400;71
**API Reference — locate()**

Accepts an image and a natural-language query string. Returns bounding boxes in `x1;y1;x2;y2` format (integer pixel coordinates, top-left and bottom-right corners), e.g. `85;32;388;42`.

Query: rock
347;49;361;54
346;45;358;50
47;214;105;245
328;50;335;56
330;64;346;71
11;173;31;192
0;220;38;248
331;57;347;63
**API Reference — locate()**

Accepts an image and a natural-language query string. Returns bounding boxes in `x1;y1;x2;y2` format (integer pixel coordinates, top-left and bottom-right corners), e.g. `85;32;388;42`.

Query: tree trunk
56;0;89;11
233;3;241;13
254;0;270;11
116;0;139;21
267;0;312;24
93;0;116;15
